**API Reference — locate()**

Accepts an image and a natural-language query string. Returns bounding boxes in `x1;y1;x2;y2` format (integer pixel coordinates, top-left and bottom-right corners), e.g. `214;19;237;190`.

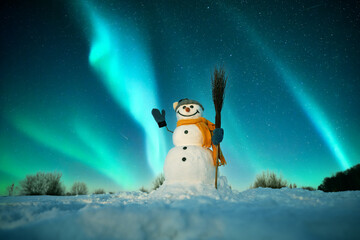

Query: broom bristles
212;66;227;113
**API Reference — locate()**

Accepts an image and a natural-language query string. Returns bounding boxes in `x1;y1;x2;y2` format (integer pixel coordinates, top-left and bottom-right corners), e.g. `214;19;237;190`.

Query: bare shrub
7;183;15;196
302;186;316;191
46;172;65;195
20;172;47;195
251;171;288;189
139;186;149;193
20;172;65;195
93;189;105;194
71;182;88;195
152;174;165;191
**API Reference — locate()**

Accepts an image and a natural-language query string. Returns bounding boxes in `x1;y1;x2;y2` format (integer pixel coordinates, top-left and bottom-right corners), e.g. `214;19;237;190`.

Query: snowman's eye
190;105;194;108
182;106;186;109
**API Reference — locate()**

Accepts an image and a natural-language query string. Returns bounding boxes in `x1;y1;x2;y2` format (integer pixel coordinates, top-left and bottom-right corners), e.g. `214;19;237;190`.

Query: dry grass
152;174;165;191
251;171;288;189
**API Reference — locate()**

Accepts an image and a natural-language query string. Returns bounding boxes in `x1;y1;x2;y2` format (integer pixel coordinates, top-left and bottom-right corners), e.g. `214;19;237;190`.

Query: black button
183;146;187;150
184;130;188;134
182;157;186;162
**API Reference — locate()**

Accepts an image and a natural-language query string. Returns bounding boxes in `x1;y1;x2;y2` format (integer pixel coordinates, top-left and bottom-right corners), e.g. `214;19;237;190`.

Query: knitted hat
173;98;204;112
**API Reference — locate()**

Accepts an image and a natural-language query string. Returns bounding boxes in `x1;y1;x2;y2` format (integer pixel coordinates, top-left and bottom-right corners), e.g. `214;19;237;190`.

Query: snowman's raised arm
151;108;174;133
151;108;167;128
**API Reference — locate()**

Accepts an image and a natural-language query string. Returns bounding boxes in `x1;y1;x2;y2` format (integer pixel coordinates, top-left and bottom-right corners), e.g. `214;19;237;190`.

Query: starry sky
1;0;359;195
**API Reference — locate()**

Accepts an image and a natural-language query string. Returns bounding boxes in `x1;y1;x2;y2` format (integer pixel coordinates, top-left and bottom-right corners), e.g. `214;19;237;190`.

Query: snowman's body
164;145;214;184
173;125;204;146
162;99;215;186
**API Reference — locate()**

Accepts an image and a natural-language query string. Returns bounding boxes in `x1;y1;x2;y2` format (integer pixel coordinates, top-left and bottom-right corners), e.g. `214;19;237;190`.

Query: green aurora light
80;1;167;176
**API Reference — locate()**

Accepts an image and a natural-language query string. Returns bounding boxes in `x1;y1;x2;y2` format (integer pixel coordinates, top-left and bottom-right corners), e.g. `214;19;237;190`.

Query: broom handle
215;143;220;189
215;112;221;189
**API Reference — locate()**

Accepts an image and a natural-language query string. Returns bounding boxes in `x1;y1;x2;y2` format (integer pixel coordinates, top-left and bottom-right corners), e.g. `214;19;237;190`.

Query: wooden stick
215;144;220;189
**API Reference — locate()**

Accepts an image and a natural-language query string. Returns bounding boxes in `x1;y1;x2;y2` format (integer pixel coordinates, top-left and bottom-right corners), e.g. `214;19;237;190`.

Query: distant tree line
8;164;360;196
318;164;360;192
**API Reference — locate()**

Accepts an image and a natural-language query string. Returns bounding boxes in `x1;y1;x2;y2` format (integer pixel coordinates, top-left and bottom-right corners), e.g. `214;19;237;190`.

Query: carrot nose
185;107;190;112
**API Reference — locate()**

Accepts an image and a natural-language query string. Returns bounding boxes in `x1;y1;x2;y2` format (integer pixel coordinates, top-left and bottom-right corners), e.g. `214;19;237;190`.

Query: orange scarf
177;117;226;166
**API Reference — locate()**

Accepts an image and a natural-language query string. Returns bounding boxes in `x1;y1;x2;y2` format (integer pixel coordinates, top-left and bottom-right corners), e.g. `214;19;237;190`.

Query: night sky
1;0;359;195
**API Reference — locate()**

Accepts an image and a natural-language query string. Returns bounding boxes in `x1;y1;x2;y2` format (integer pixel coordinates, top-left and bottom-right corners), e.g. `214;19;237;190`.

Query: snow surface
1;185;360;240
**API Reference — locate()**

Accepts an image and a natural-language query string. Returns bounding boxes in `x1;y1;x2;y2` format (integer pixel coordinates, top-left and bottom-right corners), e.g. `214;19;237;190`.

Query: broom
212;66;227;189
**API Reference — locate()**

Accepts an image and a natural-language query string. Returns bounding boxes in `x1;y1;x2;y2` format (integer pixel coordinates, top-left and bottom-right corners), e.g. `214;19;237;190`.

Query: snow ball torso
173;124;204;146
164;145;215;185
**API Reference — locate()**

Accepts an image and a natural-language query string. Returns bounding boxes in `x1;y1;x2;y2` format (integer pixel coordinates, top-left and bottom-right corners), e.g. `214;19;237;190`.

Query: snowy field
1;186;360;240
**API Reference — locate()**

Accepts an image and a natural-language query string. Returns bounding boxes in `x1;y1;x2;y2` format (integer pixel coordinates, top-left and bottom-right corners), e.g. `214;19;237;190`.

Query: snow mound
150;176;235;201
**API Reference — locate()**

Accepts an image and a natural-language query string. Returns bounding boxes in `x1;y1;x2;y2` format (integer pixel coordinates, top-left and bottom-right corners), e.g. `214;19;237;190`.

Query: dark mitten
151;108;167;128
212;128;224;145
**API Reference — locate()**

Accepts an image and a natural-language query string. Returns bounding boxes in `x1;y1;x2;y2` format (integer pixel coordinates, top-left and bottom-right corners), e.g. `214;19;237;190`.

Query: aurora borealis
1;0;359;195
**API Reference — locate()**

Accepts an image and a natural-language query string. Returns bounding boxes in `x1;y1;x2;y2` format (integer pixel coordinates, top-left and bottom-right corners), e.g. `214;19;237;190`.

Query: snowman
152;98;226;187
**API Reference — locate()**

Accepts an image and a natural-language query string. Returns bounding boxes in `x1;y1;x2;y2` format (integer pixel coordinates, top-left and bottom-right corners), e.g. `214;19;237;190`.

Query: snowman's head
173;98;204;121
